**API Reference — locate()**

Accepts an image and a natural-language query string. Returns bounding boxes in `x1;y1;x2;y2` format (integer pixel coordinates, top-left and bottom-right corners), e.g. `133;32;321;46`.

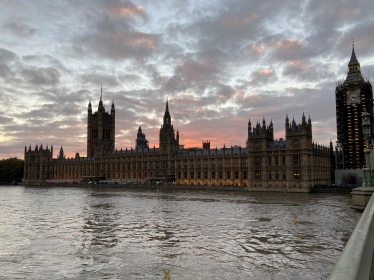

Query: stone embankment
24;183;314;193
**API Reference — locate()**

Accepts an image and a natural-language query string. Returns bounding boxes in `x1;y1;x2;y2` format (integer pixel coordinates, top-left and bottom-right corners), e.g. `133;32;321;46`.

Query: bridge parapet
328;193;374;280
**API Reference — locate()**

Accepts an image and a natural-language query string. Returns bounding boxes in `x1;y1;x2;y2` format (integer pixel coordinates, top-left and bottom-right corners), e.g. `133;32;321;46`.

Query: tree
0;158;24;182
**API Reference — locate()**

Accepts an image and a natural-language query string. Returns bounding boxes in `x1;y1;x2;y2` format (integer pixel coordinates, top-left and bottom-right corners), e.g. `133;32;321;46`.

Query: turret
248;118;252;137
285;114;289;130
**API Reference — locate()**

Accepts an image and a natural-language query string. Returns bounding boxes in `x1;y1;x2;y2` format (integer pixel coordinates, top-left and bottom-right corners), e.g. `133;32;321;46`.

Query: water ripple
0;186;356;279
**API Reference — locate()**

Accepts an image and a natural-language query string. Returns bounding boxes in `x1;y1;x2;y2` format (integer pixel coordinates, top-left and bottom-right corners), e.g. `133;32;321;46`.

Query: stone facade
24;98;333;191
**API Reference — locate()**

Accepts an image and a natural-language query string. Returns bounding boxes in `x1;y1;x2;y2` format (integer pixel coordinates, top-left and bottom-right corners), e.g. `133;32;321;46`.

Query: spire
98;85;104;110
348;39;359;66
163;97;171;126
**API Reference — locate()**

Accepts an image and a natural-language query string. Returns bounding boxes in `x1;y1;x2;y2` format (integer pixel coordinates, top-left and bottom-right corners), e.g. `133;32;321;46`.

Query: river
0;186;357;279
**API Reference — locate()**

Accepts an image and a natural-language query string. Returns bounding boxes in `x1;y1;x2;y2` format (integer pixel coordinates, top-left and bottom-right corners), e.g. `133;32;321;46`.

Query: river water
0;186;357;279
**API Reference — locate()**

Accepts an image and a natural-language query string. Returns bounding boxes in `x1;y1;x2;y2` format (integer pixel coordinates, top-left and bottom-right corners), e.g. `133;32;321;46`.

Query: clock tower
336;42;373;169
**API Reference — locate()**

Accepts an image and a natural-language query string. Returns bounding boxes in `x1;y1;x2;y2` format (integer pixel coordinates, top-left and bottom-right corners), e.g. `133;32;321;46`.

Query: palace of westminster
24;44;374;190
24;94;333;191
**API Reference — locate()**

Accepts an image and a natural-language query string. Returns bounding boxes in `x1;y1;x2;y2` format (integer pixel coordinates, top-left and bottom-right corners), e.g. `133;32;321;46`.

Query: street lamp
361;111;372;187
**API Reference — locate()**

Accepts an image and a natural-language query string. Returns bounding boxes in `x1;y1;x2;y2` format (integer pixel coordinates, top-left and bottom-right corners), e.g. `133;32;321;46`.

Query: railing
328;193;374;280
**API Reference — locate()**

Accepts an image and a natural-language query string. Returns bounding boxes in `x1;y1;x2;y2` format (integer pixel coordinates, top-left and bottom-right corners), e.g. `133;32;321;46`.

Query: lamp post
361;111;372;187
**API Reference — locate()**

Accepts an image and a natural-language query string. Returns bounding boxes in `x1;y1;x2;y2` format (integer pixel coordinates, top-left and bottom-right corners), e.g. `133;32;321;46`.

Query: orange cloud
112;31;156;48
252;45;265;53
258;69;273;75
108;5;144;17
276;38;303;49
286;60;311;71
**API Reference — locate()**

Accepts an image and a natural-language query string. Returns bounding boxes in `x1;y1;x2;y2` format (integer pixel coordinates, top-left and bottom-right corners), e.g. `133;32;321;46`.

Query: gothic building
336;43;373;169
87;87;115;158
24;96;333;191
135;126;149;150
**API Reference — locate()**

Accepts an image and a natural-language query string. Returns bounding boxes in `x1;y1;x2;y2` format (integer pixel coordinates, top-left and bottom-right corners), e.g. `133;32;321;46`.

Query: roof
344;72;365;84
174;146;248;157
348;47;359;66
267;140;286;148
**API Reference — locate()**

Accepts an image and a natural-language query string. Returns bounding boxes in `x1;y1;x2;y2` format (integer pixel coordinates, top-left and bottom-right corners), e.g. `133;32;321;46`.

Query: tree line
0;158;24;182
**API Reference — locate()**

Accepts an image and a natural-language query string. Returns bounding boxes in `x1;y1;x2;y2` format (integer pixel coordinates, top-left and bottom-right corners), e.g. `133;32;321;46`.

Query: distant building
135;126;149;150
24;97;333;191
335;43;373;169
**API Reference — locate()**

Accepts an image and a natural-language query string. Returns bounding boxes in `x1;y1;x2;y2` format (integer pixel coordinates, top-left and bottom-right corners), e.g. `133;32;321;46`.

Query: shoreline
17;183;355;193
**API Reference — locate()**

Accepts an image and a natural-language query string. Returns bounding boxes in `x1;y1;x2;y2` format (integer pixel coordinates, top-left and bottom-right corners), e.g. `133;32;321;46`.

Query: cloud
78;73;119;87
0;48;19;64
250;69;277;85
0;64;14;79
271;38;307;61
243;44;266;60
2;19;36;38
282;60;332;82
106;0;148;21
20;67;60;85
72;12;158;61
22;55;70;74
1;0;374;158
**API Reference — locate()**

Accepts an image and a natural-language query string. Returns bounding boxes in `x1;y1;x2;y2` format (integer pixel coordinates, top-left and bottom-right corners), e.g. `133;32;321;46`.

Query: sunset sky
1;0;374;159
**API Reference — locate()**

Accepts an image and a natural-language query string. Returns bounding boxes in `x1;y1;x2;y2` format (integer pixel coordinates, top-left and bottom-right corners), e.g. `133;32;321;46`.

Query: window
282;170;286;180
212;172;216;179
178;172;181;178
275;156;278;166
275;171;279;180
255;171;261;180
184;172;187;179
268;171;272;179
293;155;300;166
294;139;299;147
191;171;194;178
204;172;208;179
268;156;271;166
219;172;223;179
293;171;300;180
243;171;247;179
255;156;261;167
282;156;286;165
227;171;231;179
198;172;201;179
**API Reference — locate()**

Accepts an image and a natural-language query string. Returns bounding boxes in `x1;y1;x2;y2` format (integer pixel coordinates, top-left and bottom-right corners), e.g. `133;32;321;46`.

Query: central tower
87;87;115;158
159;99;179;155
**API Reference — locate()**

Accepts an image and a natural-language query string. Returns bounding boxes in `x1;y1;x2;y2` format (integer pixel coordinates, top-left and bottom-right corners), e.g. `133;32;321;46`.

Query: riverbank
21;183;355;193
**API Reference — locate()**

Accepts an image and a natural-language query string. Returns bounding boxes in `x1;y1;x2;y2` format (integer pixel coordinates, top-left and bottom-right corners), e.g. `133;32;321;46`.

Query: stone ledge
351;187;374;212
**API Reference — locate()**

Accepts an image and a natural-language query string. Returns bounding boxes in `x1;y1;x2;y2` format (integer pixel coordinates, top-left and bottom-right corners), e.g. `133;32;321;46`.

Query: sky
1;0;374;159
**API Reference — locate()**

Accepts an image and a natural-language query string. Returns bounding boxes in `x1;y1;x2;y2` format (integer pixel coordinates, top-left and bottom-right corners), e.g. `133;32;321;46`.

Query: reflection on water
0;186;356;279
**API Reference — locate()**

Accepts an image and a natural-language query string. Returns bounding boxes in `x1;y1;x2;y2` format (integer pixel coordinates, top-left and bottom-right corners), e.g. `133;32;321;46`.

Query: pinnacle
348;46;359;66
